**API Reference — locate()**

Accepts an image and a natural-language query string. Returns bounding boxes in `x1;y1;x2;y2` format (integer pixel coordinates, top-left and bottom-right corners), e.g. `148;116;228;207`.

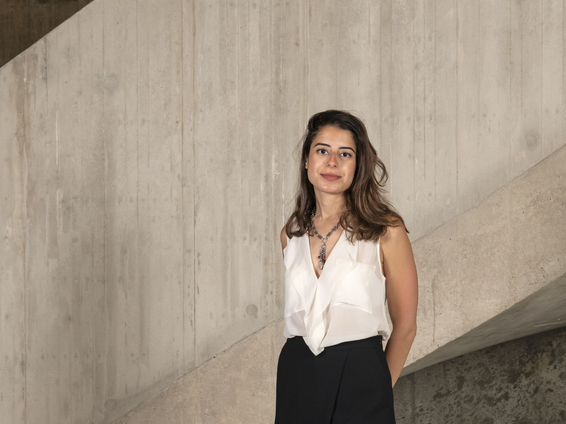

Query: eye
315;148;328;155
340;151;353;158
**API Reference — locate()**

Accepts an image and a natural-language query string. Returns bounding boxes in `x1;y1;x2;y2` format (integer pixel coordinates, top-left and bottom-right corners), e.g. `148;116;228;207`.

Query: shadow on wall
0;0;95;68
394;327;566;424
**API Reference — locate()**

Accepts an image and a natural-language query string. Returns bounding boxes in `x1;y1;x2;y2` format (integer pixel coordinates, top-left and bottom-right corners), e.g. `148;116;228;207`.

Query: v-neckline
306;229;345;280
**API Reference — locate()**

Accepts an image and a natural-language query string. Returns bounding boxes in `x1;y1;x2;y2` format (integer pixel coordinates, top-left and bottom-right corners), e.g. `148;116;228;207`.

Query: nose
327;152;338;167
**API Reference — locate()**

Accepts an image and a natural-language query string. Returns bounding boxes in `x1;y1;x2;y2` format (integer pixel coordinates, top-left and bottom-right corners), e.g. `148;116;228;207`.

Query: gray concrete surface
404;272;566;375
1;0;566;423
405;143;566;372
113;320;286;424
394;327;566;424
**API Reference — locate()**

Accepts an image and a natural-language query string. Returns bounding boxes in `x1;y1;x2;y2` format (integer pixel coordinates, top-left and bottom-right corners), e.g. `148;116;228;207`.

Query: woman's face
305;125;357;197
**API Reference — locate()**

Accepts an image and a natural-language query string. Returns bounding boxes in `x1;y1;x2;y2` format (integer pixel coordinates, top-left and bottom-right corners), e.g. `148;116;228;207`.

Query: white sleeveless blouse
283;230;391;356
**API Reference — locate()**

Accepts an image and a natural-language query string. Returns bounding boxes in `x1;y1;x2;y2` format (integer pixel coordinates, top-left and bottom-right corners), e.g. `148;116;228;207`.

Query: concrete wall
394;327;566;424
1;0;565;423
0;0;95;68
112;321;286;424
405;144;566;374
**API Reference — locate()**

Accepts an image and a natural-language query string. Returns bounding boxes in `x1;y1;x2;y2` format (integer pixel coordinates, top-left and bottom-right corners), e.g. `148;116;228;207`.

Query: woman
274;110;418;423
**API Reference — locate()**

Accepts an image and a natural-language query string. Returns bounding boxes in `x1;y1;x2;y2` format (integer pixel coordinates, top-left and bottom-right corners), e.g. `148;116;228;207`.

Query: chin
319;187;346;195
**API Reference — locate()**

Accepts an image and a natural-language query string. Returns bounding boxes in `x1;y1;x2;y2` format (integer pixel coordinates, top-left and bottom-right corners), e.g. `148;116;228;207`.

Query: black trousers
274;335;395;424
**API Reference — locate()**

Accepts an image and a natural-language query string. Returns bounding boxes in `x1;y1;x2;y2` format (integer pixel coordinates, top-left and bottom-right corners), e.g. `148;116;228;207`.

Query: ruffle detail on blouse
282;232;390;356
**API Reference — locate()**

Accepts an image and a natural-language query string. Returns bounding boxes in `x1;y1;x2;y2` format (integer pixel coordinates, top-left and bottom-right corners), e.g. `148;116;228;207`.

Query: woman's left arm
381;224;418;387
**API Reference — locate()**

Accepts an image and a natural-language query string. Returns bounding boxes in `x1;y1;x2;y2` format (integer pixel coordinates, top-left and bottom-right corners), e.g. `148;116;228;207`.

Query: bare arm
280;226;287;252
381;224;418;387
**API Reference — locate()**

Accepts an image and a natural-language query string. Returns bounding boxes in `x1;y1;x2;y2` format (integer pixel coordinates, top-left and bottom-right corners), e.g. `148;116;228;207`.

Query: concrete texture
0;0;94;68
1;0;566;423
394;327;566;424
405;143;566;373
113;320;286;424
404;272;566;374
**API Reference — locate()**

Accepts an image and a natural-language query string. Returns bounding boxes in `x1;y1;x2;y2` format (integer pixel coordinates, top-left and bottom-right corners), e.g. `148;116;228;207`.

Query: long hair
284;110;407;242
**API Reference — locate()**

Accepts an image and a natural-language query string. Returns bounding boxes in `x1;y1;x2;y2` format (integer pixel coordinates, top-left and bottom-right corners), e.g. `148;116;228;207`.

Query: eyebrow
314;142;356;153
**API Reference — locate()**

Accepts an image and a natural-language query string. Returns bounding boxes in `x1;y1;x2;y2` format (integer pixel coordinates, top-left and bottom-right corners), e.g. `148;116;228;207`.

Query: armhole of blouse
377;237;386;281
283;235;291;256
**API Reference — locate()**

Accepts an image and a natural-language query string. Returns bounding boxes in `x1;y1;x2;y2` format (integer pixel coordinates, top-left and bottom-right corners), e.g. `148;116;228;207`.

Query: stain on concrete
245;304;258;318
105;399;118;411
525;134;539;150
102;74;119;92
394;327;566;423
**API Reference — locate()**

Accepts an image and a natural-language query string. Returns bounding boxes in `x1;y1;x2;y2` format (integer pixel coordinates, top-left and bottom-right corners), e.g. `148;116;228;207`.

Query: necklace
310;214;340;270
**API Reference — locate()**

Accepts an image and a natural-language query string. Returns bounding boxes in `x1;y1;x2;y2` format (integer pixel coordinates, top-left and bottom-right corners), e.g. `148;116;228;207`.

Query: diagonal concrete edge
403;272;566;375
112;320;286;424
404;144;566;374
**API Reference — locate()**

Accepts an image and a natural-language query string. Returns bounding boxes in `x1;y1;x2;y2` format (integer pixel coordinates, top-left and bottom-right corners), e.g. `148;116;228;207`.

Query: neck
313;191;345;221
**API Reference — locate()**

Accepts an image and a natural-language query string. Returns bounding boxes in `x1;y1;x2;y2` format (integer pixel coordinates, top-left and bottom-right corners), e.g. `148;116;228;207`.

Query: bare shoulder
280;226;288;251
380;220;412;259
380;219;417;282
381;219;408;244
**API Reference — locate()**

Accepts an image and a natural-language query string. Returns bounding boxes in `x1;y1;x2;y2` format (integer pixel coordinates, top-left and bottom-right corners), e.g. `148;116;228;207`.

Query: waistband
288;335;383;351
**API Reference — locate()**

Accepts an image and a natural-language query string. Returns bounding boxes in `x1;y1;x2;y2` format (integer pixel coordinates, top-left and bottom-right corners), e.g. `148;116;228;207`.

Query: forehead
311;126;356;150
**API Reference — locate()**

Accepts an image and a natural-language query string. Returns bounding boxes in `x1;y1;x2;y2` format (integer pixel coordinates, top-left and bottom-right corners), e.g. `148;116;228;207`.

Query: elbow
405;323;417;340
393;321;417;340
409;323;417;339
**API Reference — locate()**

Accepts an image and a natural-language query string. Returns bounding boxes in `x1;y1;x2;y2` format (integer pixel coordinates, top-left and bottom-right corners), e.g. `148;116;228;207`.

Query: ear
305;157;308;169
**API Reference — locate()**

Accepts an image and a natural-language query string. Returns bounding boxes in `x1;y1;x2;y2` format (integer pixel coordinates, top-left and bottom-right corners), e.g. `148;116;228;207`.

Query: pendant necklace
311;213;340;270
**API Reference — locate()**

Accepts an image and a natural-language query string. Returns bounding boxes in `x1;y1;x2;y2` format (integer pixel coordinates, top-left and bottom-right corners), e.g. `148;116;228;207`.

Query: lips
321;173;340;181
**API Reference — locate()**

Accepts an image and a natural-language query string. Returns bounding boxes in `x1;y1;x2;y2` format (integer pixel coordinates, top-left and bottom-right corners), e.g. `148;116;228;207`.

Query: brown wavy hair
284;110;407;242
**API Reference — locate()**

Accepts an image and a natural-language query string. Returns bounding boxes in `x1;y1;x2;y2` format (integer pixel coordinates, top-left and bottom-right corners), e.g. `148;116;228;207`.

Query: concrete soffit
403;273;566;374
